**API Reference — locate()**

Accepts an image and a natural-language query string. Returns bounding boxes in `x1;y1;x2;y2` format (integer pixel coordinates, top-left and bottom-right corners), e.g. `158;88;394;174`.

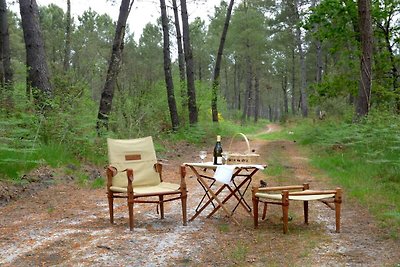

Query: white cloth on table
213;165;236;184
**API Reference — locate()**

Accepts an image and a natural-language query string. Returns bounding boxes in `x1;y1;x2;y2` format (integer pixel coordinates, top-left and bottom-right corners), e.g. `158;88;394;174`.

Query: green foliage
91;177;105;189
290;112;400;236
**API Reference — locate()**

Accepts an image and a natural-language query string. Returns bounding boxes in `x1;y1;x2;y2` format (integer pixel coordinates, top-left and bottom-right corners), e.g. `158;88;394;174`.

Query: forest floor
0;124;399;266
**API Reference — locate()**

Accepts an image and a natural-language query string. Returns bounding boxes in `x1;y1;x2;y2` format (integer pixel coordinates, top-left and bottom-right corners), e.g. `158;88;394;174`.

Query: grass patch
91;177;105;189
218;223;230;233
231;241;248;263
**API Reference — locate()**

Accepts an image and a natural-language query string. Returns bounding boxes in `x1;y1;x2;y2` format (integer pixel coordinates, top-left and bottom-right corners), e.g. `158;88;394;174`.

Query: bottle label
216;157;222;164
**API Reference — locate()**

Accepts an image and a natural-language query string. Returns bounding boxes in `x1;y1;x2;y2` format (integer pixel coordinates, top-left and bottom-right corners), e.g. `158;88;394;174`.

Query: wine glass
222;151;229;164
199;151;207;163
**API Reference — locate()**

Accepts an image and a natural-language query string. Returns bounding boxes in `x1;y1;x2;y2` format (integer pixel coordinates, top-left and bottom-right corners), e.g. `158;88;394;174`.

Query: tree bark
160;0;179;131
172;0;186;110
211;0;235;122
180;0;198;124
19;0;52;109
282;72;289;115
254;68;260;123
291;46;296;115
293;0;308;117
242;57;252;122
0;0;12;87
97;0;134;132
355;0;372;118
63;0;71;73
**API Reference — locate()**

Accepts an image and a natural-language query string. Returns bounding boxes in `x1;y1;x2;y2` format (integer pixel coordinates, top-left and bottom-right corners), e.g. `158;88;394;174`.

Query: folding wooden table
184;162;266;225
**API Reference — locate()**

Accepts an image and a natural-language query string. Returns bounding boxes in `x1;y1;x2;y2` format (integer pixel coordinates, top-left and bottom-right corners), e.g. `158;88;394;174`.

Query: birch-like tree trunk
160;0;179;130
97;0;133;132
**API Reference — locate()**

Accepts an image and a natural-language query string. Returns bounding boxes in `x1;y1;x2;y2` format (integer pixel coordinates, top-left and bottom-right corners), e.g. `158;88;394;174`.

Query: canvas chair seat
255;190;335;201
110;182;180;194
252;183;342;234
106;137;187;230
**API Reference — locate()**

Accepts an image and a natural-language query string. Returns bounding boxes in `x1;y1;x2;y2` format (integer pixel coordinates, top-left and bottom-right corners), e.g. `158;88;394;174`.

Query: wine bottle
213;135;223;165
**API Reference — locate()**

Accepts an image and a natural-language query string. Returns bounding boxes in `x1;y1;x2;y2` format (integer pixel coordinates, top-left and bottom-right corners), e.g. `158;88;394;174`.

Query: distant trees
0;0;398;136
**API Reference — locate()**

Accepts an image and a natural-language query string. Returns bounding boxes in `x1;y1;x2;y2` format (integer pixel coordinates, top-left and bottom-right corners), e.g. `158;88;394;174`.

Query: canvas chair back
107;137;160;187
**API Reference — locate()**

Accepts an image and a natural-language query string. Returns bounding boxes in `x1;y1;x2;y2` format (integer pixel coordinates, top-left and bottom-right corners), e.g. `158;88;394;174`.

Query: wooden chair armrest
154;162;163;181
106;166;118;189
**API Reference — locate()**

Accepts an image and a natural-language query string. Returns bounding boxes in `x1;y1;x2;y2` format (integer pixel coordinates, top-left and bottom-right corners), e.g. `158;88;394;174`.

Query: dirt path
0;125;399;266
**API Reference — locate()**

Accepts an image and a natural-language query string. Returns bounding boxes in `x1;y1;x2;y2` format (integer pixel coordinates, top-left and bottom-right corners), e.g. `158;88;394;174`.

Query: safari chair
252;183;342;234
106;137;187;230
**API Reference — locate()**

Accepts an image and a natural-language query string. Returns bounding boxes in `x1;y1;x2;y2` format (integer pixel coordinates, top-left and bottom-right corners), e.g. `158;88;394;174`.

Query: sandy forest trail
0;124;399;266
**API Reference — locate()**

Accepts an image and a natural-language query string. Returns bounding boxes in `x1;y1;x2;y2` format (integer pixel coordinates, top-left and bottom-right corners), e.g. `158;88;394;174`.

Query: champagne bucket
227;133;259;164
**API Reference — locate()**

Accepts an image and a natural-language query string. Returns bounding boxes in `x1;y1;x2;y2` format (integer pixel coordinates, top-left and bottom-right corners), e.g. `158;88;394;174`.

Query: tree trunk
19;0;52;110
233;57;238;109
172;0;186;110
180;0;197;124
0;0;12;87
97;0;133;132
282;72;289;114
294;0;308;117
254;68;260;123
211;0;235;122
355;0;372;118
63;0;71;73
160;0;179;131
242;57;252;122
291;46;296;115
377;18;399;111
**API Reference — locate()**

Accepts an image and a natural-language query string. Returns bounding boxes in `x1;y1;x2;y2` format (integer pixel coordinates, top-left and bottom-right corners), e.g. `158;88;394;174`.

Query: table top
184;162;266;170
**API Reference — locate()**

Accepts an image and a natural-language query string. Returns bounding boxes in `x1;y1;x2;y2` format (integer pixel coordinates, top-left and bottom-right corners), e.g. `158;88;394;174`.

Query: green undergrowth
286;112;400;238
0;85;268;182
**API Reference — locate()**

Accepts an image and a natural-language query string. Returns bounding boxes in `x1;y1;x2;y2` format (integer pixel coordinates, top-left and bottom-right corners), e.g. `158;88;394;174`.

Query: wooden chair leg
128;200;134;231
304;201;309;225
252;195;259;228
108;192;114;224
159;196;164;219
182;194;187;226
282;191;289;234
262;203;268;220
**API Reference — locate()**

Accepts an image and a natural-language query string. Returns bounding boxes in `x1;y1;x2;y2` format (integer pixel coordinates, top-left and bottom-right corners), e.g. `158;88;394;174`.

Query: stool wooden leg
335;188;342;233
253;196;259;228
304;201;309;225
262;203;268;220
282;190;289;234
